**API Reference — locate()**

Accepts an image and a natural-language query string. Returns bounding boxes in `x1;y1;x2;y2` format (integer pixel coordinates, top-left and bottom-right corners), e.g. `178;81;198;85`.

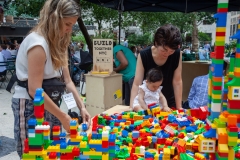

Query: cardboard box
85;73;122;117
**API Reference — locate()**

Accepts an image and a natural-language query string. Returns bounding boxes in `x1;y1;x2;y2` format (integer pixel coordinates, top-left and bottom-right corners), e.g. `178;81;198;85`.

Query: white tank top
13;32;61;99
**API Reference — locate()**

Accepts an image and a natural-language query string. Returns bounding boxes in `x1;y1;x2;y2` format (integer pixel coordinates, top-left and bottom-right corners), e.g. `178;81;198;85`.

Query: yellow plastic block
219;114;228;122
151;129;161;134
102;137;108;141
186;143;192;151
47;146;60;152
218;144;228;153
215;36;225;41
154;123;160;129
80;141;88;148
71;136;83;142
28;150;44;155
147;136;152;143
102;152;109;160
122;115;130;119
70;126;78;129
154;154;159;160
212;94;221;99
216;27;226;32
228;136;238;142
163;148;170;156
195;153;206;160
170;147;175;155
228;147;235;160
83;151;102;156
159;112;170;117
112;127;118;133
89;139;102;145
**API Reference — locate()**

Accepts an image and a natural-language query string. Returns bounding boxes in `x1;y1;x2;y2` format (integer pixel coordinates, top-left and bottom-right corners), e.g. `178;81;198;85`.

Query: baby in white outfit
133;68;171;112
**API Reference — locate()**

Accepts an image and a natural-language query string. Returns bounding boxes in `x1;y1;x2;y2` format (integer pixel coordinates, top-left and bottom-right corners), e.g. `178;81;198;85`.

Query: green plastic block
134;120;143;126
212;81;222;86
34;99;44;106
227;108;240;114
227;131;238;137
22;154;36;158
212;90;222;94
212;99;221;103
212;59;223;64
36;157;43;160
217;3;228;8
215;41;225;46
74;157;80;160
89;155;102;159
214;119;226;128
29;133;44;145
228;141;237;147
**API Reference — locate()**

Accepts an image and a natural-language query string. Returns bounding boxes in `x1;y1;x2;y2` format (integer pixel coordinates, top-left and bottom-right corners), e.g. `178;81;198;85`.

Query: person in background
123;38;128;47
230;47;236;57
183;46;191;54
130;24;183;110
130;46;137;58
11;0;91;158
0;51;6;81
113;43;136;106
183;61;228;109
0;4;3;24
9;44;17;56
204;41;211;52
133;68;171;112
1;44;12;60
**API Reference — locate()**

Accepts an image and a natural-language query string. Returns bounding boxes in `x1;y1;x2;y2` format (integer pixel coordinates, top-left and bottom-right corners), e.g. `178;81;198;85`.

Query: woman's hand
59;113;72;133
80;107;91;126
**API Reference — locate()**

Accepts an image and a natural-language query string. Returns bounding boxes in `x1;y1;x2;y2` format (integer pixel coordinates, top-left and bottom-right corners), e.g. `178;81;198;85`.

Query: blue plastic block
79;155;89;159
60;142;67;149
70;120;77;126
168;114;176;122
214;13;227;27
80;132;87;136
203;128;216;138
177;120;191;127
145;151;154;158
210;111;220;120
82;123;88;131
67;140;80;146
59;132;66;137
156;130;169;138
152;136;157;143
186;125;197;132
143;115;152;119
28;119;37;126
35;88;44;95
122;130;128;137
109;134;116;142
28;129;35;133
91;132;98;139
132;131;139;138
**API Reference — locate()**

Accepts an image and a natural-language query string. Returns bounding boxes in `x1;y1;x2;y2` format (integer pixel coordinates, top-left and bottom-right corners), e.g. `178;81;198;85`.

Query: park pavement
0;81;80;160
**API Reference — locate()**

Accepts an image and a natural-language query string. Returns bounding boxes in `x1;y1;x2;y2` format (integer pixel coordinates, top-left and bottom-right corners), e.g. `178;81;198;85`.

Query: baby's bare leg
133;105;144;112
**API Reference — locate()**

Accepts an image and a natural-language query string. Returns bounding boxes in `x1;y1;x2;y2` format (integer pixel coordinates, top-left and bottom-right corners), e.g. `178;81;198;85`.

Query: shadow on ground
0;136;16;157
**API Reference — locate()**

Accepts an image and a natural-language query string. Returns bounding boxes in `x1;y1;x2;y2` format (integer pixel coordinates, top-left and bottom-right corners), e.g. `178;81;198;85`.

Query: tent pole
118;12;121;44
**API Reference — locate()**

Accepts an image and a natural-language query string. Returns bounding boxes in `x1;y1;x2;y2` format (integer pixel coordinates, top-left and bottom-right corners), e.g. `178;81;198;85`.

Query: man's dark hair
1;44;7;50
153;24;182;50
146;68;163;83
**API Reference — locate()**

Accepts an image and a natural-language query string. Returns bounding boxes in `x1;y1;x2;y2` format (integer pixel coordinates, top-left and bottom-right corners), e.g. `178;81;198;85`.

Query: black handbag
7;74;66;107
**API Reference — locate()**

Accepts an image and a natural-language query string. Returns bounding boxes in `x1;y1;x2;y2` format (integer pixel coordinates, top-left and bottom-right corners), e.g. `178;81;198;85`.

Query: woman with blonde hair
11;0;91;157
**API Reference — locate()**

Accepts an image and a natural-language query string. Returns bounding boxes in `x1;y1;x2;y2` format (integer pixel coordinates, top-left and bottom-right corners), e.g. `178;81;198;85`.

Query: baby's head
146;68;163;92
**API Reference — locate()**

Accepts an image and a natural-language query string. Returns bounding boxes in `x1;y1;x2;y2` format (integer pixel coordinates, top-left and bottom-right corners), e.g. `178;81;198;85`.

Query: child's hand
162;106;172;112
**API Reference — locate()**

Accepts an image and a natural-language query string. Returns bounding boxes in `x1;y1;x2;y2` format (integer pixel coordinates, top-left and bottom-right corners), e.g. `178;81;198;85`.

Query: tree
81;1;118;36
10;0;94;55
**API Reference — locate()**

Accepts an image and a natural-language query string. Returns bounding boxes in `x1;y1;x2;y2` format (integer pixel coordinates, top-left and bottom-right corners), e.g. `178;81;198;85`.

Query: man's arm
173;53;183;109
113;50;128;72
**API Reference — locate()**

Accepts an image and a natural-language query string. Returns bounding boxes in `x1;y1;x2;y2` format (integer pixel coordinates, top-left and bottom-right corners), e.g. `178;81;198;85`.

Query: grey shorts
11;98;61;158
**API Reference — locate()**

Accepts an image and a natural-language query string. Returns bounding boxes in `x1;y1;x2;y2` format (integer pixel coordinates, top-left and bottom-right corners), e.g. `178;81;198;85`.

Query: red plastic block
102;141;109;148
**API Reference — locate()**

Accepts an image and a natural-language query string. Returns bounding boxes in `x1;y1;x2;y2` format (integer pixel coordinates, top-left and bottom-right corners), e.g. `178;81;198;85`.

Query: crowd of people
0;40;19;81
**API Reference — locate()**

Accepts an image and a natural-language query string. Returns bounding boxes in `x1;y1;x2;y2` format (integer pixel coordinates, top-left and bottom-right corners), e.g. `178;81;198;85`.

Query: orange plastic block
228;115;237;127
218;132;228;144
177;139;186;147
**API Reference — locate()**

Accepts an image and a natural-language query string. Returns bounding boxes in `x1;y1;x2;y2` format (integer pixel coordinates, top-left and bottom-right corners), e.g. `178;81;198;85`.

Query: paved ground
0;79;79;160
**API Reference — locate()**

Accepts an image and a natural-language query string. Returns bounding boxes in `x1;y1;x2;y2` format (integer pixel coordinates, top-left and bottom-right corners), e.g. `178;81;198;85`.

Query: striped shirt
188;75;209;108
